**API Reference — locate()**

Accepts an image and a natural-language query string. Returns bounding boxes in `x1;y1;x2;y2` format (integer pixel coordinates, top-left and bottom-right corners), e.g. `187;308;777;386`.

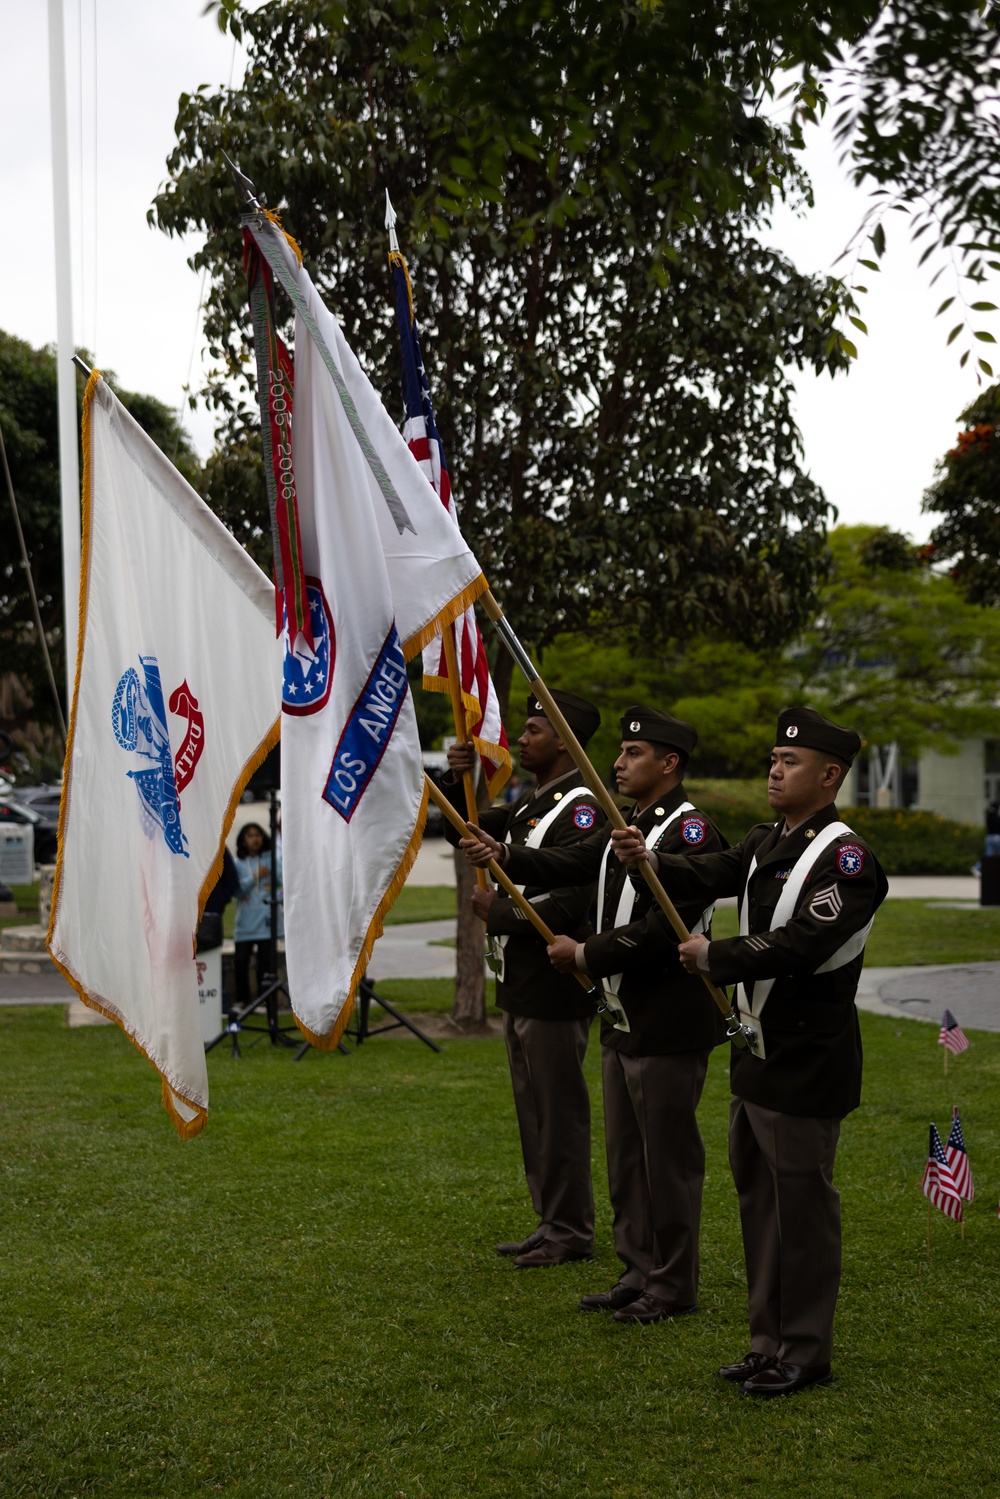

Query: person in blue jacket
233;821;283;1014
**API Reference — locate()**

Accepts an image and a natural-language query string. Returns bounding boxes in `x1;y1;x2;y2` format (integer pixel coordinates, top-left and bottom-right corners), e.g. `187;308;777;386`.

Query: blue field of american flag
938;1009;970;1055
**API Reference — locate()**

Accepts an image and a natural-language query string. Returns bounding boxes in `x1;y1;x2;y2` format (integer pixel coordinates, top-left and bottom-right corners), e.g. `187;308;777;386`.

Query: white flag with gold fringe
48;372;282;1137
243;216;486;1047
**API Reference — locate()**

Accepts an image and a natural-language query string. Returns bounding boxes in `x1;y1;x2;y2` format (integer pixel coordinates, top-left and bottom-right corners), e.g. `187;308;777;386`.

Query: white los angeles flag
247;219;485;1046
48;373;282;1137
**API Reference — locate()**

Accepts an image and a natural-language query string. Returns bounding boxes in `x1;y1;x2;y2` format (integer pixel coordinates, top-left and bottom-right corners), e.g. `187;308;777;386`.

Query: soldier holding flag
461;706;727;1322
445;692;605;1269
613;707;887;1396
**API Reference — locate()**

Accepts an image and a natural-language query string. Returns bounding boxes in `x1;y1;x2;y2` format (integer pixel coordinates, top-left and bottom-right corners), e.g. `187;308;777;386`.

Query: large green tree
923;384;1000;607
155;0;858;711
540;525;1000;776
0;332;200;766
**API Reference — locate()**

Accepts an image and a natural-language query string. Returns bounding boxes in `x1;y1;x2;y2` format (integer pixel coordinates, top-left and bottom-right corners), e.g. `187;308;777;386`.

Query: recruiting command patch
681;816;707;845
837;844;866;877
574;804;597;829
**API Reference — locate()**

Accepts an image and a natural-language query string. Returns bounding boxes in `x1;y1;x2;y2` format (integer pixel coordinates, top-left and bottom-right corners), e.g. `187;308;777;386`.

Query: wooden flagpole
440;627;488;891
425;775;593;997
477;589;749;1044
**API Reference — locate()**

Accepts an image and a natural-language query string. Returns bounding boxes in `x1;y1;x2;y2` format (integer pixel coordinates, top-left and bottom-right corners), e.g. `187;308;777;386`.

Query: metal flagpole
47;0;81;714
476;589;753;1047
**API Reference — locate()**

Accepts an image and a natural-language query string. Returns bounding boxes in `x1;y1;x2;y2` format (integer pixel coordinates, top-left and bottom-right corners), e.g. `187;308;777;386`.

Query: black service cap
619;704;698;759
774;707;862;764
525;690;601;747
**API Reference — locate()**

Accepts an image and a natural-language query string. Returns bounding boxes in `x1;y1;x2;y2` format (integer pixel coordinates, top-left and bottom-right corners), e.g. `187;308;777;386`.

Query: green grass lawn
1;1005;999;1496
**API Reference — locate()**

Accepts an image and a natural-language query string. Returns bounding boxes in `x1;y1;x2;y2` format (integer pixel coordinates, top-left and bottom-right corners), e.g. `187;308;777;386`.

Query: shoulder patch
837;844;866;877
808;883;844;922
681;815;707;846
573;804;597;829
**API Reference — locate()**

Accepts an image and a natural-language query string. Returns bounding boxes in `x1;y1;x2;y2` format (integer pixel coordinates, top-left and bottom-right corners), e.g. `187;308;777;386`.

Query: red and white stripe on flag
923;1123;964;1221
409;411;511;796
939;1009;970;1054
945;1106;974;1201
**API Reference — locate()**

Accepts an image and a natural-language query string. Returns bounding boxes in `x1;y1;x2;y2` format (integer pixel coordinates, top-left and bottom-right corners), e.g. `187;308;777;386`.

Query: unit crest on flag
282;578;334;716
112;654;201;858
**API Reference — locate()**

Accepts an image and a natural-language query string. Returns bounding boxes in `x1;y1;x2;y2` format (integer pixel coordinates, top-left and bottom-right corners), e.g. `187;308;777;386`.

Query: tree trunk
450;846;488;1031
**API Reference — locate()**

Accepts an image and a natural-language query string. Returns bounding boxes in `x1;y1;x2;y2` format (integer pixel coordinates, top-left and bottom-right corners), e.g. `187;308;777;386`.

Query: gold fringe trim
387;250;414;325
46;366;208;1142
292;781;429;1051
420;671;513;798
402;573;488;662
191;715;281;956
47;947;207;1139
263;207;304;266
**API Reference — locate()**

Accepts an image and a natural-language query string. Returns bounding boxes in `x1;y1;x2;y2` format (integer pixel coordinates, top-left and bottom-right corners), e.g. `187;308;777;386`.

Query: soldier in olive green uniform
445;692;606;1268
614;707;887;1396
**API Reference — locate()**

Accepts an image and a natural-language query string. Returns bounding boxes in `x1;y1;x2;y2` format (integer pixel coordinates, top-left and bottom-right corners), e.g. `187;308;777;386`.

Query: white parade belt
736;820;874;1060
595;804;714;1033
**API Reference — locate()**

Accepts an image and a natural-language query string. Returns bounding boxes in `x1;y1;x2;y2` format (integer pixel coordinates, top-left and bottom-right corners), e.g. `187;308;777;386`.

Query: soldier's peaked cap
525;691;601;747
619;705;698;759
775;706;862;764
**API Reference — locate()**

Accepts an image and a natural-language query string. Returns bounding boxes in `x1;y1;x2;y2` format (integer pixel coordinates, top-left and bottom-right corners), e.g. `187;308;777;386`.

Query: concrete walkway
4;856;997;1028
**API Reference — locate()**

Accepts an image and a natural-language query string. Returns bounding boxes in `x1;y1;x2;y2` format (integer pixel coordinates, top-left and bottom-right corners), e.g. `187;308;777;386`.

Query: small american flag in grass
944;1107;974;1202
939;1009;970;1055
923;1123;964;1222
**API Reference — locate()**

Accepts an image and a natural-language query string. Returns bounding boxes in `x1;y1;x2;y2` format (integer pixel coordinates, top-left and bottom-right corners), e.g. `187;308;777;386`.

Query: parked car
0;799;59;865
10;784;63;818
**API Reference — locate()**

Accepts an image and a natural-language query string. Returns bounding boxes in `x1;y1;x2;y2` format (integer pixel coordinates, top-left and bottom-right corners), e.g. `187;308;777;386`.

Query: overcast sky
2;0;993;544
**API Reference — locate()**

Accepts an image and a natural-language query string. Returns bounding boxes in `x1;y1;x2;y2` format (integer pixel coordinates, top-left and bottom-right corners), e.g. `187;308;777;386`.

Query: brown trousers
602;1046;710;1304
728;1097;842;1367
503;1012;594;1253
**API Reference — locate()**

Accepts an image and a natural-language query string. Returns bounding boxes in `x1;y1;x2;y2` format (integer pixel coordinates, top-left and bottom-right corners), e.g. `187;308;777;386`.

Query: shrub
686;779;982;875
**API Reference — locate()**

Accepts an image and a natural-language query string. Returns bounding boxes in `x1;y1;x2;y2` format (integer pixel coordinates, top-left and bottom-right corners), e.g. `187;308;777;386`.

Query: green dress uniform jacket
656;802;888;1118
443;773;606;1020
504;784;728;1056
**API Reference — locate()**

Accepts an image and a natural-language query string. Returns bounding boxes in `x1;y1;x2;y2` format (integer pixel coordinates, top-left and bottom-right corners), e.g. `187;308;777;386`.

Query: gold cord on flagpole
425;775;592;995
477;589;746;1041
441;627;488;891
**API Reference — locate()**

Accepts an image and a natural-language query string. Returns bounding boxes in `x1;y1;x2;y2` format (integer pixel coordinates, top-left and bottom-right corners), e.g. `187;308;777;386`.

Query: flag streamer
244;229;312;648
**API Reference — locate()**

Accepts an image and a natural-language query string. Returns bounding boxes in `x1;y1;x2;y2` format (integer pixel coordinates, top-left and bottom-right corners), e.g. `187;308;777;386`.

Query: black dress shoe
612;1292;697;1324
741;1360;832;1398
578;1281;643;1313
717;1352;777;1383
496;1229;545;1258
514;1239;593;1269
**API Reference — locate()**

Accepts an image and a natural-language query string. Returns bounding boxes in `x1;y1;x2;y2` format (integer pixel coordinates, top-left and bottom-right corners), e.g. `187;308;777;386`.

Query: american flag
939;1009;970;1055
923;1122;964;1221
387;237;511;796
945;1107;974;1201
